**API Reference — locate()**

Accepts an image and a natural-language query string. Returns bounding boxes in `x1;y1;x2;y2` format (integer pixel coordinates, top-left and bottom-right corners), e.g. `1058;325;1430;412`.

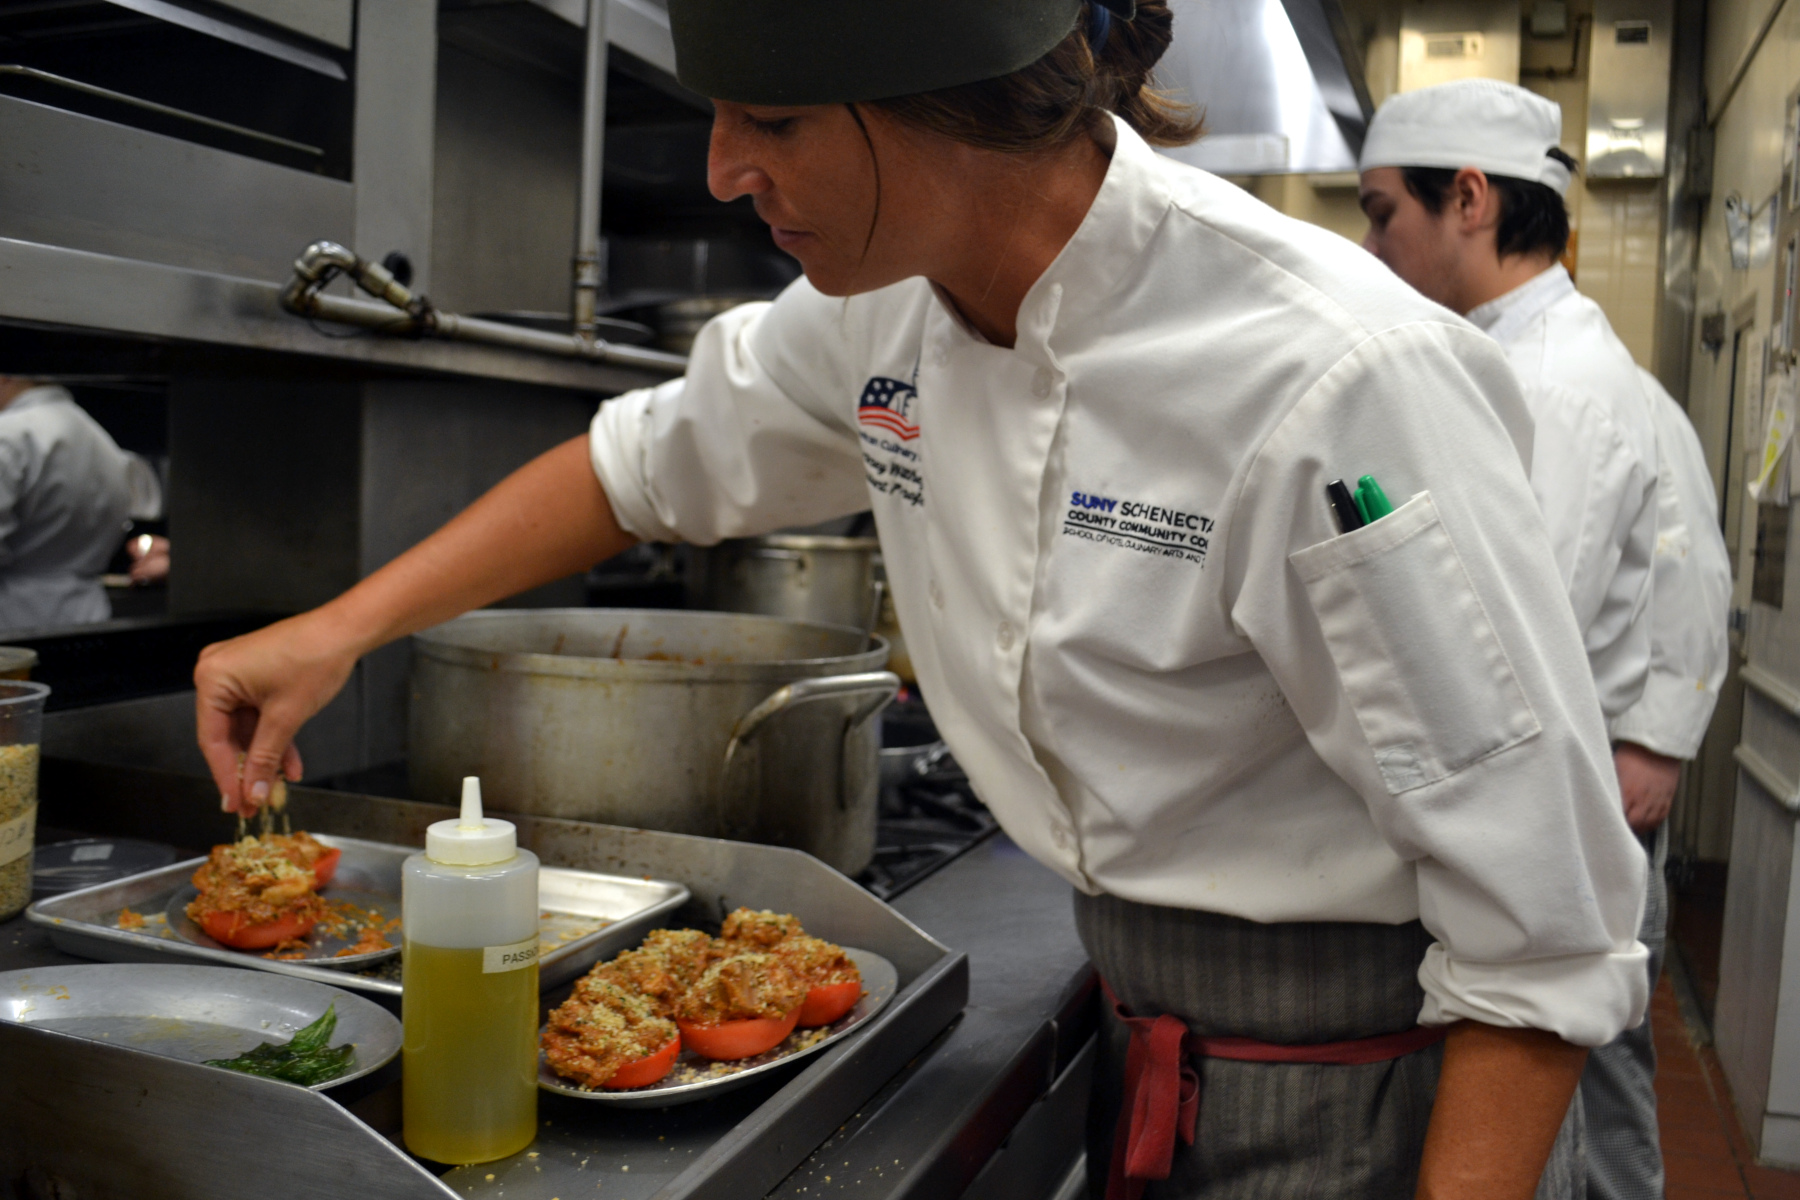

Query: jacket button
1031;368;1053;399
997;620;1015;651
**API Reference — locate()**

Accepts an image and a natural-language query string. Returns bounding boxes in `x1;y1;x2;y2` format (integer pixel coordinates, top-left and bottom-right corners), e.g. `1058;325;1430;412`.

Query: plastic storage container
0;681;48;921
401;777;540;1164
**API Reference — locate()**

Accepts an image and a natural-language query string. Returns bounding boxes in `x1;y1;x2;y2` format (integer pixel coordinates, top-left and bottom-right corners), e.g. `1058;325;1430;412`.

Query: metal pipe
280;241;686;374
573;0;609;343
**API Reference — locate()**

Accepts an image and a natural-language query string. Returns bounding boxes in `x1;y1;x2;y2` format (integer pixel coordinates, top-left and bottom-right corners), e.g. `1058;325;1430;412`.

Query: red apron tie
1101;978;1450;1200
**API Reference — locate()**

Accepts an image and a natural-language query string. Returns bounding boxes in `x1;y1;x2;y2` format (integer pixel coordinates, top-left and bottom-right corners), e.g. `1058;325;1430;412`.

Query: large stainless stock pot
688;536;883;633
408;609;898;874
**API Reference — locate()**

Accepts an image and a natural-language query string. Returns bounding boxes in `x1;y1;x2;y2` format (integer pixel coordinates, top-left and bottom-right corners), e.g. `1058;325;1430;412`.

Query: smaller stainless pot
689;535;883;633
879;740;949;809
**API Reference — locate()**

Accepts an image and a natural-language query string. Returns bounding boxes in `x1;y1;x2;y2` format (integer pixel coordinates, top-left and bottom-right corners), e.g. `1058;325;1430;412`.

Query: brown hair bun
872;1;1202;153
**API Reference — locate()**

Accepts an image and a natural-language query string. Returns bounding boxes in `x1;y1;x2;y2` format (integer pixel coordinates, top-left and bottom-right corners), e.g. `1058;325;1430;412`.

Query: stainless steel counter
3;763;1098;1200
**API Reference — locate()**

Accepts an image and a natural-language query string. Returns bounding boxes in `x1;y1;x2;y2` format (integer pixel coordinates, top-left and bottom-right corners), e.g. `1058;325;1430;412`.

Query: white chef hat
1360;79;1572;196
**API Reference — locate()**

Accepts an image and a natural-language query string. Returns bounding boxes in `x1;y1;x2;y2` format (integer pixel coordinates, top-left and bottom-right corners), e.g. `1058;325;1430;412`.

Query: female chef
194;2;1647;1195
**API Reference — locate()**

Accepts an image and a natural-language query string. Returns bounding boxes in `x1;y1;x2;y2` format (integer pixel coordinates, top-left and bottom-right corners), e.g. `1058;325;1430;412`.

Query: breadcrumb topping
543;908;864;1091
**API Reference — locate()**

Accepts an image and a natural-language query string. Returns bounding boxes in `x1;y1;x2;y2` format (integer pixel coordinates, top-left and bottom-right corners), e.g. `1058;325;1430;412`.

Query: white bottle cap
425;777;518;866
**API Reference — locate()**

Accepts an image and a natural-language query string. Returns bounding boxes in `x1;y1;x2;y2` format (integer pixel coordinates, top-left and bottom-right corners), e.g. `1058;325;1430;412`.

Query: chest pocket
1289;491;1541;794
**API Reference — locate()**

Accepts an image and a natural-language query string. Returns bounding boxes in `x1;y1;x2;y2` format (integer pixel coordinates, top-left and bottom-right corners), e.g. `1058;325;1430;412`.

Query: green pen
1353;474;1394;524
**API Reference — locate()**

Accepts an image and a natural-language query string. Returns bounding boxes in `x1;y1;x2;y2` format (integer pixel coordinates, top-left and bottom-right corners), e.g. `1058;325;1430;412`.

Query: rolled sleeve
1419;941;1650;1046
1233;321;1648;1046
1611;672;1723;760
590;382;681;543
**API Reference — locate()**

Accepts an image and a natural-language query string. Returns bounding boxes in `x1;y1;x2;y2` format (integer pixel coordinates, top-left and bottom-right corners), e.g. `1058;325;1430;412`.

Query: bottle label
482;936;540;974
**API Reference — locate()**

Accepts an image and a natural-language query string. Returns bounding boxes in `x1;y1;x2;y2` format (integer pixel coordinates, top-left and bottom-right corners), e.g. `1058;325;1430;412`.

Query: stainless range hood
1156;0;1374;176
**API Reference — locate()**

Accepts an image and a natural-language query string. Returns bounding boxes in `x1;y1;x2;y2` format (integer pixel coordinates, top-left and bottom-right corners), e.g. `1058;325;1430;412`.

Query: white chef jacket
0;386;132;632
590;117;1648;1045
1609;369;1731;759
1466;267;1658;726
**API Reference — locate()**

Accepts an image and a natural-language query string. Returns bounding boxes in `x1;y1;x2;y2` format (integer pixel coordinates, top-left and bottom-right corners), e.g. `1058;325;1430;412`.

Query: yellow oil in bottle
402;941;539;1164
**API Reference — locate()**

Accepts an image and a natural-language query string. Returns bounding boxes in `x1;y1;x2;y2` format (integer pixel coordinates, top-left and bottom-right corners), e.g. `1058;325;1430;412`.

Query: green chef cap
668;0;1135;106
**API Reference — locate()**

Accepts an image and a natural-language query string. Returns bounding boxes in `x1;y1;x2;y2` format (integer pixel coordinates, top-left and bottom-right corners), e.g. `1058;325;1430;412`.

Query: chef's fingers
1624;786;1674;834
239;699;308;814
194;642;279;813
196;700;249;813
283;743;304;783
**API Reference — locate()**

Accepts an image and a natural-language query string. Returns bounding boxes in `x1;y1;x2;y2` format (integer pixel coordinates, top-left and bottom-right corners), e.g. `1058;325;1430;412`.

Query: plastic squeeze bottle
402;776;540;1164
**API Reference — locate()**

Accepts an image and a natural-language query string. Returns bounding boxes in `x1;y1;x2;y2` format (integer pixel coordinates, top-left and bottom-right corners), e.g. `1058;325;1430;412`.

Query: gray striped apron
1076;890;1584;1200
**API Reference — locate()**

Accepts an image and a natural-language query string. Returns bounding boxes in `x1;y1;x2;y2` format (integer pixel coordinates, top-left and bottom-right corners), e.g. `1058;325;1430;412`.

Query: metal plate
0;963;400;1090
27;834;690;996
539;947;897;1107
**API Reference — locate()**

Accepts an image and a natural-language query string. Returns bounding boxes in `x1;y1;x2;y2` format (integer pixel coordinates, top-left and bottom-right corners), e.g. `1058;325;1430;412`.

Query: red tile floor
1657;975;1800;1198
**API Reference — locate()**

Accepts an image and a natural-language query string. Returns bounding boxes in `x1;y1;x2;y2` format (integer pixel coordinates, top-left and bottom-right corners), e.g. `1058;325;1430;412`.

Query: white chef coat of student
1466;270;1659;726
0;384;133;632
1612;367;1731;757
1364;82;1660;729
592;114;1650;1045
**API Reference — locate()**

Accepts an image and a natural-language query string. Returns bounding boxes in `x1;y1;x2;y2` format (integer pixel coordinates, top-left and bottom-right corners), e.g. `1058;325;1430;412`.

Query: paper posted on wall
1750;367;1797;506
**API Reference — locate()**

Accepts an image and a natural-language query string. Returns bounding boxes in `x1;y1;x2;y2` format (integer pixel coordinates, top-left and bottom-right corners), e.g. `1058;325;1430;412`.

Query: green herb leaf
205;1003;355;1086
286;1004;337;1054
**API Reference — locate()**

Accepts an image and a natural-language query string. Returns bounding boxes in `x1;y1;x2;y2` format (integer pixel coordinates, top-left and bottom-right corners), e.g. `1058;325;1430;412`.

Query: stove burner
858;732;996;899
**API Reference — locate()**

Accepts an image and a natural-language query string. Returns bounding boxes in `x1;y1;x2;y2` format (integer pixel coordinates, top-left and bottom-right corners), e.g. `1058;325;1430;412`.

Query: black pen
1326;479;1364;534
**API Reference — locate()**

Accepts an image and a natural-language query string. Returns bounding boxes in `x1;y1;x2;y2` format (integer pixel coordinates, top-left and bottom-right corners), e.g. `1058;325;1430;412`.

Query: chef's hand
127;534;170;585
1614;741;1680;834
195;611;356;814
192;435;636;813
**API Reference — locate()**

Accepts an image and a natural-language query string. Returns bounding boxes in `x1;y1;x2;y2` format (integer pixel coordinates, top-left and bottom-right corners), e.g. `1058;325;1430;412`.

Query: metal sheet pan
539;947;897;1107
0;962;400;1089
25;833;690;996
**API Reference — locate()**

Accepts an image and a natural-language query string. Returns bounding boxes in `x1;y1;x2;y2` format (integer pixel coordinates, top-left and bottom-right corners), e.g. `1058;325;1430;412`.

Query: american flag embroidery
857;376;919;440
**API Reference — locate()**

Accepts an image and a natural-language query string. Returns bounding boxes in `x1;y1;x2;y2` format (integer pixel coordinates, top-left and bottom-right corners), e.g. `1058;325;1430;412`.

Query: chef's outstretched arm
1416;1023;1587;1198
194;435;635;813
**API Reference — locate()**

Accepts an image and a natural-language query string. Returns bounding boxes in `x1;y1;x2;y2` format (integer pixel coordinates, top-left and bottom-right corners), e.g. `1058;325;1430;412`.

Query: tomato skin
797;981;861;1028
676;1009;800;1061
199;909;317;949
309;848;342;889
603;1035;681;1089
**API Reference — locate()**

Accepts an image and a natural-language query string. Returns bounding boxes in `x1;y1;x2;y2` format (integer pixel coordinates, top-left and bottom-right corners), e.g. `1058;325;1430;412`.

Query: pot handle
722;672;900;806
